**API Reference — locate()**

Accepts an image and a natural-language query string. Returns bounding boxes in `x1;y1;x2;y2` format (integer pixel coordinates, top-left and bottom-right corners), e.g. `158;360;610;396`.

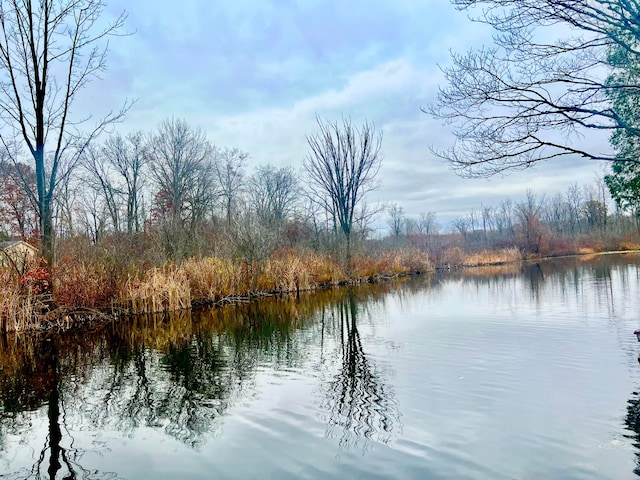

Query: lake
2;254;640;479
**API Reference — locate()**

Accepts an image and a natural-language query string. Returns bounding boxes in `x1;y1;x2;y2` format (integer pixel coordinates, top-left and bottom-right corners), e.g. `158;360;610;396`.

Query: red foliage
19;258;51;295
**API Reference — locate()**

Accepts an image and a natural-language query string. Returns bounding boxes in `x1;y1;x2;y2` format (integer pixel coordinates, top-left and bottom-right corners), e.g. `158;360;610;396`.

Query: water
2;254;640;479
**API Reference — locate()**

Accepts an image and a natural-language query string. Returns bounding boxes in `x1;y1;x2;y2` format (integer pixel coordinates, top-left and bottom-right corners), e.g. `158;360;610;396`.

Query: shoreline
4;248;640;334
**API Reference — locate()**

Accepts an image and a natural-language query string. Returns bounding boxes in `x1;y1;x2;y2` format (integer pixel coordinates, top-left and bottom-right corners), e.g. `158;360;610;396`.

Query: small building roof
0;240;38;251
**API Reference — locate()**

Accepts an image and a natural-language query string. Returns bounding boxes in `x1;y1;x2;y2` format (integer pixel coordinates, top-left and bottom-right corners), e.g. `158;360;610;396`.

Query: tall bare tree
147;118;214;228
102;132;147;234
428;0;640;177
0;0;129;263
247;164;299;228
417;211;438;235
213;147;247;227
386;202;405;237
304;117;382;269
514;190;547;253
82;144;121;232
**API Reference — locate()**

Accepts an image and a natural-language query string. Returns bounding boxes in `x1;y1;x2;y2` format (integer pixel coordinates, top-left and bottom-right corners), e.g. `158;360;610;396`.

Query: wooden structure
0;240;38;271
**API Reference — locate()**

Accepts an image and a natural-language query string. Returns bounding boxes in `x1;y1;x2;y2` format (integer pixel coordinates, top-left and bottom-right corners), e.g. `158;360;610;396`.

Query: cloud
90;0;608;231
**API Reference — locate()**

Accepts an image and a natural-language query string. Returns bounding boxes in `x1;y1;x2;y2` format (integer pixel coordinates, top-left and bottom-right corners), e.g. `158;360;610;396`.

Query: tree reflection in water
0;334;120;480
319;289;401;451
625;391;640;477
0;284;409;475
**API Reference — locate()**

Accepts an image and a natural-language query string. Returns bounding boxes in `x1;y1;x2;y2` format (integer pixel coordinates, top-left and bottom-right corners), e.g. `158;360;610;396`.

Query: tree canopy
304;117;382;267
429;0;640;177
0;0;128;262
605;28;640;216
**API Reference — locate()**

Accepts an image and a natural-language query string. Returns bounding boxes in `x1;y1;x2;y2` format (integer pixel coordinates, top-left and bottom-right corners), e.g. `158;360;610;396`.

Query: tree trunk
47;384;62;480
35;146;54;266
345;232;352;277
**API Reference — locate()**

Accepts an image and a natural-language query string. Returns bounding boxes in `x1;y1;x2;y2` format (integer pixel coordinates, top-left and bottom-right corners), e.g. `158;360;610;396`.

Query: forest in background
1;0;640;330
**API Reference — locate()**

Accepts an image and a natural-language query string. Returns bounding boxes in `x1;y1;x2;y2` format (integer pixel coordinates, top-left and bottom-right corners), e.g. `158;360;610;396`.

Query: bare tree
76;186;107;242
452;216;470;239
0;0;129;263
565;183;584;235
386;202;405;237
213;147;247;228
147;118;214;228
103;132;148;234
481;205;494;237
428;0;640;177
416;211;438;235
247;164;297;228
514;190;547;253
495;199;514;239
543;193;568;236
304;117;382;269
82;144;121;232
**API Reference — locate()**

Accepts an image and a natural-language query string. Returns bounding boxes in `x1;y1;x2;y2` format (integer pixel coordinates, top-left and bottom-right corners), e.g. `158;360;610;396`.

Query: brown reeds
52;259;118;309
462;247;522;267
182;257;243;300
1;247;433;331
0;269;51;332
123;266;191;314
118;249;431;316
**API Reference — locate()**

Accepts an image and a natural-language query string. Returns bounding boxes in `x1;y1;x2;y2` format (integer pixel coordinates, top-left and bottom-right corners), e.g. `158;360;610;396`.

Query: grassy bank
0;248;432;332
3;232;639;333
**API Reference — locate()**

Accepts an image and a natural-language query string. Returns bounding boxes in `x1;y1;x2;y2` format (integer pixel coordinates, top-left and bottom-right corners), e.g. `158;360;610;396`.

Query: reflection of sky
3;255;640;478
75;0;612;229
375;260;640;478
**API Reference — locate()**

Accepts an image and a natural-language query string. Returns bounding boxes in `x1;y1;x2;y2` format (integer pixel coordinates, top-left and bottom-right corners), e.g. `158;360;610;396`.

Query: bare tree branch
304;116;382;268
428;0;640;177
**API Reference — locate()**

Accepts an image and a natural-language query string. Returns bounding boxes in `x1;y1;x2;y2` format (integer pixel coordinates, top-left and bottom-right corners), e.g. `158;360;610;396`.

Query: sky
89;0;611;232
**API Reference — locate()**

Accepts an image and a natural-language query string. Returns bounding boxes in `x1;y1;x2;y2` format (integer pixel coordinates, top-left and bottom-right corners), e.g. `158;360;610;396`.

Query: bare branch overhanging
428;0;640;177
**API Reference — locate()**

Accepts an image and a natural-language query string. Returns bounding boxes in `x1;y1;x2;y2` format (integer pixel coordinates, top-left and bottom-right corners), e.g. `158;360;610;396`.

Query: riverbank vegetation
3;150;640;332
1;1;640;333
2;124;640;332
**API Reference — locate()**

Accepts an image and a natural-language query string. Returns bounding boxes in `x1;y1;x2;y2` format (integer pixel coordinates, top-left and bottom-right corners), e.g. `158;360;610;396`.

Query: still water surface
2;254;640;479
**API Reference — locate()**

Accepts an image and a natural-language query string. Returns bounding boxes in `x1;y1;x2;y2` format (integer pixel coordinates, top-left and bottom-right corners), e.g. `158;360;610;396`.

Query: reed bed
352;250;431;278
0;280;38;332
0;269;48;332
52;259;117;309
463;247;522;267
618;241;640;251
119;249;430;315
1;248;433;330
182;257;243;300
123;266;191;314
461;263;523;278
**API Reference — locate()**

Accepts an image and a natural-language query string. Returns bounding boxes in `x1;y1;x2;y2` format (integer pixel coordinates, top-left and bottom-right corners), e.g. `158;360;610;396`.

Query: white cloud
93;0;609;229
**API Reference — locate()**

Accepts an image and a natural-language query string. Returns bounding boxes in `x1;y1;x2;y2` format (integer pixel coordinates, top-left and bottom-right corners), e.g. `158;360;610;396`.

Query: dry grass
52;259;118;309
2;248;433;329
0;270;39;332
618;241;640;251
303;251;344;285
0;266;61;332
118;249;430;315
122;266;191;314
434;246;466;268
463;247;522;267
461;263;523;278
352;250;432;278
257;250;311;293
182;257;242;300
